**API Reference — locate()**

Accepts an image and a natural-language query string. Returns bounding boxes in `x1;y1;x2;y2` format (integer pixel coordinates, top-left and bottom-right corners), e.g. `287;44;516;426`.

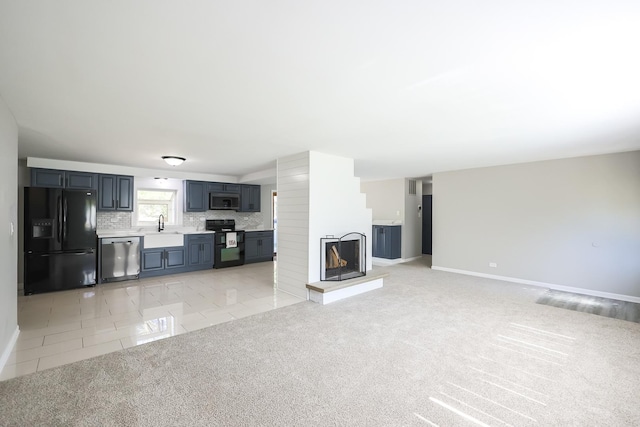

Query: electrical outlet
489;262;497;268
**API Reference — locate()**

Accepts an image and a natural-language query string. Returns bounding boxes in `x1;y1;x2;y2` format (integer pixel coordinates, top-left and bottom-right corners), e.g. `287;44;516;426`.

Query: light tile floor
1;261;304;381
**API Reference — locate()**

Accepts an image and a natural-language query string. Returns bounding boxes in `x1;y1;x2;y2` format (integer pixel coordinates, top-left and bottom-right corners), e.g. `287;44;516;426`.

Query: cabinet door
185;181;206;212
98;174;117;210
208;182;240;194
31;169;65;188
116;176;133;211
66;172;98;189
240;185;261;212
165;248;186;269
201;240;213;266
207;182;224;193
223;184;241;193
372;226;382;258
259;236;274;258
389;226;401;259
187;241;202;266
142;249;164;271
245;237;259;260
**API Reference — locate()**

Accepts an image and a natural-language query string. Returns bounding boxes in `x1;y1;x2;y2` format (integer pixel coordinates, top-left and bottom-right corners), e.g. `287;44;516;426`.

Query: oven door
214;232;245;268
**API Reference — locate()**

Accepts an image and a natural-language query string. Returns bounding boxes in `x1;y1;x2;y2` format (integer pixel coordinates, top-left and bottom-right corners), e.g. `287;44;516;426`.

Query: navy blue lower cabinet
186;234;214;270
372;225;401;259
245;231;274;264
141;249;165;271
140;246;187;278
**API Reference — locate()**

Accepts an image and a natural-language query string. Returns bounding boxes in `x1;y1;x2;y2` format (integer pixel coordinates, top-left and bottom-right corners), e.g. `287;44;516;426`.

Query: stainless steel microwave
209;193;240;210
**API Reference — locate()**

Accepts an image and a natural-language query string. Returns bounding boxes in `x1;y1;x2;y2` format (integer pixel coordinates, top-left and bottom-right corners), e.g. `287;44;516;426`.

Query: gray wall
361;179;404;221
403;179;422;259
0;96;18;366
433;151;640;299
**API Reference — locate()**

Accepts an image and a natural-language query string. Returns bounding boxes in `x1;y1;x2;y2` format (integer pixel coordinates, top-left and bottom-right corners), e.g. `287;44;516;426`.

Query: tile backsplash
97;211;264;230
183;211;264;230
97;211;132;230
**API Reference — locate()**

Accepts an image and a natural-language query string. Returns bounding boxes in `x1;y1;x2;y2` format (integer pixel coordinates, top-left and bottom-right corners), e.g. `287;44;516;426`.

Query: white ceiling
1;1;639;182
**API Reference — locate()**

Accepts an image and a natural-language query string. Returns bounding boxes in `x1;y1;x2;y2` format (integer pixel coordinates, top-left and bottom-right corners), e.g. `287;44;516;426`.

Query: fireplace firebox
320;232;366;281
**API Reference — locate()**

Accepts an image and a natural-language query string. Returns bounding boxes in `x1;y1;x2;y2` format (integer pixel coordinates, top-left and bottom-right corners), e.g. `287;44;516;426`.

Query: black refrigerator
24;187;98;295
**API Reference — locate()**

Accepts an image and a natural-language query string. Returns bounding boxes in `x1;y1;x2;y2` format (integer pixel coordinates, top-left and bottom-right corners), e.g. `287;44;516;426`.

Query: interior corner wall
276;153;310;299
17;160;28;287
0;95;19;368
360;179;404;221
433;151;640;299
403;179;422;259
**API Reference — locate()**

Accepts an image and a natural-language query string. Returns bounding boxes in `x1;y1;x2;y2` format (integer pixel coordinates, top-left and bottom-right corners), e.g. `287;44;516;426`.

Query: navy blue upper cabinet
98;174;134;211
207;182;241;194
116;176;133;210
31;169;65;188
240;185;261;212
31;169;98;189
184;180;207;212
66;172;98;189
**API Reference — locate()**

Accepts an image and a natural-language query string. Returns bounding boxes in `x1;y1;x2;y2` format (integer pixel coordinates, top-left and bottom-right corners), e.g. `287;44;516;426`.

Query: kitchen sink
143;232;184;248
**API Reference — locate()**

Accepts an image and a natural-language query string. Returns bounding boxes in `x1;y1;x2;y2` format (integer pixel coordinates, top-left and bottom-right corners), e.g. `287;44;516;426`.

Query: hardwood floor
536;289;640;323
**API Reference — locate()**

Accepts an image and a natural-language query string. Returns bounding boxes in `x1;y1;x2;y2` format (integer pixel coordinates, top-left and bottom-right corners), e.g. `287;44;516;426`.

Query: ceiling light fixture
162;156;186;166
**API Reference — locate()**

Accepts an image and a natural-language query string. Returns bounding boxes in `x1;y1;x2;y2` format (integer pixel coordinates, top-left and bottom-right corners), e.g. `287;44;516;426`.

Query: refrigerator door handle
56;195;63;243
63;197;68;242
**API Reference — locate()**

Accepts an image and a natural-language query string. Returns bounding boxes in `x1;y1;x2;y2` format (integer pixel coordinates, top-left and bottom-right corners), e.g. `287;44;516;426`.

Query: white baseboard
0;326;20;373
372;256;422;267
432;266;640;304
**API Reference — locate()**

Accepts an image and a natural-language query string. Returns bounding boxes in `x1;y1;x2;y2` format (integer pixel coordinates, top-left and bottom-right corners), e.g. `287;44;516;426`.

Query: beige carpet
2;258;639;426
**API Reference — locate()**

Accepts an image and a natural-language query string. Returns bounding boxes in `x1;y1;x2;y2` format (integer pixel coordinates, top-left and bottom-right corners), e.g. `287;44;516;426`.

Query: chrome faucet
158;214;165;232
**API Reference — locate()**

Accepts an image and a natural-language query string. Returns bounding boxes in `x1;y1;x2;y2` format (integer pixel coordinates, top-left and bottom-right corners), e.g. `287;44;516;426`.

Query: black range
205;219;245;268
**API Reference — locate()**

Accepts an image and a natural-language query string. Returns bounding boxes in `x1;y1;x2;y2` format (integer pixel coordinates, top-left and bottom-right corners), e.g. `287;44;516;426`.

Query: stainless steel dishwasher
101;237;141;282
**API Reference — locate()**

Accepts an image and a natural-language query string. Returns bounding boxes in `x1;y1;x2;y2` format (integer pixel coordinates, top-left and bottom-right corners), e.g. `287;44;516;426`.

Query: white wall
403;179;422;259
276;151;373;298
433;151;640;300
307;151;372;283
276;153;310;298
17;161;28;287
0;96;19;370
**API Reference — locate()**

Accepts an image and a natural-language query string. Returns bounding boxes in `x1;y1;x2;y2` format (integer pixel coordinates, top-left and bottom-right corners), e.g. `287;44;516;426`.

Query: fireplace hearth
320;232;366;281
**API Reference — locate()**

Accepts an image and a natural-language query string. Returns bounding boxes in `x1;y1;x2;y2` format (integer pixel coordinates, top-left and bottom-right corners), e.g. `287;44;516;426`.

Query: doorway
422;195;432;255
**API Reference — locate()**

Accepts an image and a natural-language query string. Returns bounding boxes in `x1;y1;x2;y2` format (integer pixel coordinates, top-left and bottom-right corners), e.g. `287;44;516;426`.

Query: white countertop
97;227;215;239
372;220;403;225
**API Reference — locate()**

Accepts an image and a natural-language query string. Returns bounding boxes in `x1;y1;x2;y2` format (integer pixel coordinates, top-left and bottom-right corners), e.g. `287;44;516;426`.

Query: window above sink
134;177;184;226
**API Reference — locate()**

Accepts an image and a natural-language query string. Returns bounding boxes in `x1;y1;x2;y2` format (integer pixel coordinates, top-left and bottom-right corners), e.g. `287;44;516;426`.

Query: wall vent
408;179;417;195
